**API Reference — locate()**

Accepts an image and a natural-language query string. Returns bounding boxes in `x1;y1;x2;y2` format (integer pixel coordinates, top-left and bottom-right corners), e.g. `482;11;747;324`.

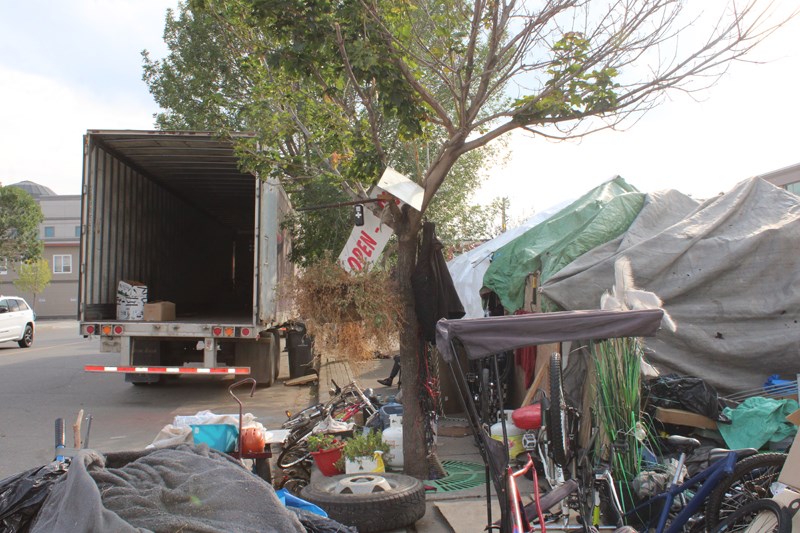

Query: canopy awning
435;308;664;362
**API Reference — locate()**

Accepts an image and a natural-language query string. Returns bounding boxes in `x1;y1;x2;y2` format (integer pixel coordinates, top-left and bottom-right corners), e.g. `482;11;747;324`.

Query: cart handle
229;378;257;453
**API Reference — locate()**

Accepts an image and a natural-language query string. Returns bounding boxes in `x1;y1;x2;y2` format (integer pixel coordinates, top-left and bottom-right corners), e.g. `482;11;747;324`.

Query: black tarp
412;222;465;341
435;308;664;363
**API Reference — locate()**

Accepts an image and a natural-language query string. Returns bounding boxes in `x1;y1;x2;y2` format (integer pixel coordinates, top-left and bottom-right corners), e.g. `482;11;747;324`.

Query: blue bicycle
593;434;786;532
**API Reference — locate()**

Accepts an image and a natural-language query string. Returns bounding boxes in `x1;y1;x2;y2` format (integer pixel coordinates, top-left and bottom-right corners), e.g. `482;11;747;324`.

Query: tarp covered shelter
541;178;800;394
483;177;646;313
447;197;574;318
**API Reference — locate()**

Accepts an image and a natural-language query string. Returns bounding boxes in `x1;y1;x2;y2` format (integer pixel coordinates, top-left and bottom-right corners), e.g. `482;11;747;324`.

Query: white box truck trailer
79;130;294;386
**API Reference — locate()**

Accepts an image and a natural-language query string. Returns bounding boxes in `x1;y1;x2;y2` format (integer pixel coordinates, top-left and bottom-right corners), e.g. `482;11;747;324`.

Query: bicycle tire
277;441;311;469
710;498;790;533
480;367;492;424
705;452;787;528
547;352;572;466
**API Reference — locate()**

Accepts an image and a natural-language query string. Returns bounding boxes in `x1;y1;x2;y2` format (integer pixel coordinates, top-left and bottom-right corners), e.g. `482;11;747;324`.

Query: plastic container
380;403;403;430
191;424;238;452
383;415;404;468
287;323;315;379
490;410;525;459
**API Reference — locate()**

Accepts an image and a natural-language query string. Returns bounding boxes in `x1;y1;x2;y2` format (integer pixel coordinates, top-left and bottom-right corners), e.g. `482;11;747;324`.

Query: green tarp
483;177;645;313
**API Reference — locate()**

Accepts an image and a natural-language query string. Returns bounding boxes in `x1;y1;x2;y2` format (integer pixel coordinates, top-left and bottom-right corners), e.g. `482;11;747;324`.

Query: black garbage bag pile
644;374;730;423
0;461;68;533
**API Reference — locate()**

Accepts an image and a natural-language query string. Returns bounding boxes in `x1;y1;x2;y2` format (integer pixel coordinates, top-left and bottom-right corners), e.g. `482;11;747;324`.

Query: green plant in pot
307;434;345;476
338;430;391;474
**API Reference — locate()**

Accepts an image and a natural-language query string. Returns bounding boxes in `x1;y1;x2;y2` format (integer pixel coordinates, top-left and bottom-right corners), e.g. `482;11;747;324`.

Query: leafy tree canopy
15;258;52;310
143;0;500;265
0;187;43;263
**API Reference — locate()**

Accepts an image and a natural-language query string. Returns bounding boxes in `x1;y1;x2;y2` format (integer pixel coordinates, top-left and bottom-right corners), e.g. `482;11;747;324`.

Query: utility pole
501;197;509;233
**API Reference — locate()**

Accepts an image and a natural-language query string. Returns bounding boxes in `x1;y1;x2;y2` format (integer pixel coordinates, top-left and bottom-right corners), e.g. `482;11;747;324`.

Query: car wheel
301;473;426;532
18;324;33;348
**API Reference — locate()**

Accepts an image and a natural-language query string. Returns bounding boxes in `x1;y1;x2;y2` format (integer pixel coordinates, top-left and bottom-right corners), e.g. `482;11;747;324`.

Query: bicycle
275;379;381;494
515;351;786;533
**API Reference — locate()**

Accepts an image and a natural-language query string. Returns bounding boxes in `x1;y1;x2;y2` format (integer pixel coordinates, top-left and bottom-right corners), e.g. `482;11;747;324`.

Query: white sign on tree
338;168;424;272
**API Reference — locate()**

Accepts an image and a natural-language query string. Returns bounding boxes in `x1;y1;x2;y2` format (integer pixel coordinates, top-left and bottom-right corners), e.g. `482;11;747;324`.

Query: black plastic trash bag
289;507;358;533
0;461;68;533
645;374;730;423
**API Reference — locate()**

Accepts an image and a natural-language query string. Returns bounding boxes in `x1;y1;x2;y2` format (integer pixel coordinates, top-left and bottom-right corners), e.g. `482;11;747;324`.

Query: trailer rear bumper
84;365;251;375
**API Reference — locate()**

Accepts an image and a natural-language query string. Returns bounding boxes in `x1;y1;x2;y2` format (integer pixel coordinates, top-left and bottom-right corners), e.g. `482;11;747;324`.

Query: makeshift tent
541;178;800;394
447;197;574;318
483;176;645;313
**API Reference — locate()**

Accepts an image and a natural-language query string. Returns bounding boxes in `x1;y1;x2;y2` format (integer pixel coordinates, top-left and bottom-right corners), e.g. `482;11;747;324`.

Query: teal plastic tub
191;424;238;452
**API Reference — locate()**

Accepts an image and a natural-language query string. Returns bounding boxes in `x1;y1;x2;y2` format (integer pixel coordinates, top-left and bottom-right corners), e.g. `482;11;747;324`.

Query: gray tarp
31;445;305;533
435;308;663;363
541;178;800;394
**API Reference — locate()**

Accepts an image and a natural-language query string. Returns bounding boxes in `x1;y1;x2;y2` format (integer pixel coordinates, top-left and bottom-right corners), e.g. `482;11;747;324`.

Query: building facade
1;182;80;318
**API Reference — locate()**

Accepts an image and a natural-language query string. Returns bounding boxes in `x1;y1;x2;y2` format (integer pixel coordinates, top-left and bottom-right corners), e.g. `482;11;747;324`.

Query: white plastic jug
490;410;525;459
383;414;403;468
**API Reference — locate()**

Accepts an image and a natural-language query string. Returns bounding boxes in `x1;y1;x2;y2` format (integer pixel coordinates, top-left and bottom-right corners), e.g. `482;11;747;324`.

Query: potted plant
339;430;392;474
307;434;345;476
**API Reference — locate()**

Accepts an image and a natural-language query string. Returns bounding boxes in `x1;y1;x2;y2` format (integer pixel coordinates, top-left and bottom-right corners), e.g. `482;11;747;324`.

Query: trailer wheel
301;473;425;532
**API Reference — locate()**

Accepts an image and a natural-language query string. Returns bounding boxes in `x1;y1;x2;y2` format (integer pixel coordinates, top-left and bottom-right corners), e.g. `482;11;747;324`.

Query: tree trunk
395;213;428;479
395;151;461;479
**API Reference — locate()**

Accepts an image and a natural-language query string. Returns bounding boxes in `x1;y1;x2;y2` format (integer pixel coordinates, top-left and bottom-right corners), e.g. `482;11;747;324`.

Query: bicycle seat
665;435;701;453
708;447;758;462
512;403;543;430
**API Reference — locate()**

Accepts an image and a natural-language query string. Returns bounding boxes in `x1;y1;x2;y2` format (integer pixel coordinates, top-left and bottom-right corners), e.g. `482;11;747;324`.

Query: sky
1;1;799;222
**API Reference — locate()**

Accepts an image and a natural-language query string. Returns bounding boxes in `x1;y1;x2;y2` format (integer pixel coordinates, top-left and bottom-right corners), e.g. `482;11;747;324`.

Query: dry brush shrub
291;255;402;362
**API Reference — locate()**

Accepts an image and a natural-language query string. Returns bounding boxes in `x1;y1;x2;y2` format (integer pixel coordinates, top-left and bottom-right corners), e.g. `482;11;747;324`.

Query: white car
0;296;35;348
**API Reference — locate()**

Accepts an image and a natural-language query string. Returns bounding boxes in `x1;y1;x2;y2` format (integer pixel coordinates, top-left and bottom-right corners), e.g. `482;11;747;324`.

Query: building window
75;225;81;237
44;226;55;238
786;182;800;195
54;255;72;274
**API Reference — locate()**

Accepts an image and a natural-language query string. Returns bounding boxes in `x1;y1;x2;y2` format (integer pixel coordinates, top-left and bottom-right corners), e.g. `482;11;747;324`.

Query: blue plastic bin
191;424;238;452
380;403;403;430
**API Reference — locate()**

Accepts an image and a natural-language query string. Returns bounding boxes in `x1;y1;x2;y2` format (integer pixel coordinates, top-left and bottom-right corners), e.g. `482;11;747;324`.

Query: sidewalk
315;352;533;533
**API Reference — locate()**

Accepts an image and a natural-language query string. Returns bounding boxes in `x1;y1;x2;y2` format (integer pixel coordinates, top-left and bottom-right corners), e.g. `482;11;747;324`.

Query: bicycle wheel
480;367;493;424
547;352;572;466
277;442;311;469
711;499;790;533
705;452;787;528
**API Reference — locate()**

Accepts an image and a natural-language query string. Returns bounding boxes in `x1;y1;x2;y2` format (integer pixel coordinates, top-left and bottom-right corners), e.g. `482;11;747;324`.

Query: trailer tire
301;473;425;532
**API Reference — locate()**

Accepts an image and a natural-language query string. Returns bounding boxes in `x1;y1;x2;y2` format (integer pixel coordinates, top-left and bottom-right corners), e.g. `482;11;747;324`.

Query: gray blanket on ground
31;445;305;533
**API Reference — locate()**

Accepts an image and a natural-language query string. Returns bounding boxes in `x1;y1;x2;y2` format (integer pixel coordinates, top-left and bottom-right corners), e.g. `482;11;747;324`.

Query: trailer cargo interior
79;130;293;386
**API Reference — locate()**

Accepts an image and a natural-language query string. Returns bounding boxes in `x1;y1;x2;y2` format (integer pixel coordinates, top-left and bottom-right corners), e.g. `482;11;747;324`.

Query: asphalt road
0;320;315;479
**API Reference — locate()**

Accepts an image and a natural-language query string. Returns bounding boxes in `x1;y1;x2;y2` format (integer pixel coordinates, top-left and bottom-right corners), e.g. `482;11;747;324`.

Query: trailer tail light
212;327;223;336
224;327;235;337
114;325;124;335
85;325;96;335
240;327;251;337
101;325;113;336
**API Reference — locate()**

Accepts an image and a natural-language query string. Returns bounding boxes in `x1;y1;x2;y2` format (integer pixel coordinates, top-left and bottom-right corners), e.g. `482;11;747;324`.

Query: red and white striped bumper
84;366;250;375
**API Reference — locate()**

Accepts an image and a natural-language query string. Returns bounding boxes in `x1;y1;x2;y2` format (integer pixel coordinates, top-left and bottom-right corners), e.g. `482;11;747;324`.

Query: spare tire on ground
301;473;425;532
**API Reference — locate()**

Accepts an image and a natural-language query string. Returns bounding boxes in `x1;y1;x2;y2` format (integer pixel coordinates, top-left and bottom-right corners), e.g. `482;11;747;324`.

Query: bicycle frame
618;450;737;533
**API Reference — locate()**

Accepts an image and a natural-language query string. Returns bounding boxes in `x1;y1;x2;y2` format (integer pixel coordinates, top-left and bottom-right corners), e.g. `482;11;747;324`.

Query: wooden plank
520;357;550;407
284;374;318;386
